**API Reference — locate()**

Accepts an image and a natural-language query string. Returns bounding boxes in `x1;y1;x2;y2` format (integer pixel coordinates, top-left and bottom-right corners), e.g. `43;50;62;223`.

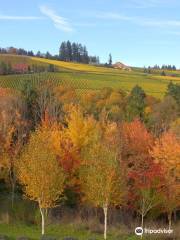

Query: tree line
0;61;57;75
0;42;100;65
59;41;99;64
145;64;177;71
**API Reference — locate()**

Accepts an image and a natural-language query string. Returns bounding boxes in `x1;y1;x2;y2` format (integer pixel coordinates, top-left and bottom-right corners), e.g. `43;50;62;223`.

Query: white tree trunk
103;204;108;240
141;198;145;239
141;213;144;229
141;214;144;239
168;212;172;230
40;207;45;235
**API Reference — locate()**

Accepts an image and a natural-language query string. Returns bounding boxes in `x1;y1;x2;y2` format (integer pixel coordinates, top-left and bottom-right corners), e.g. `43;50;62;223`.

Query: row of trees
0;47;34;56
59;41;100;64
0;82;179;238
0;61;57;75
147;65;177;71
0;43;100;65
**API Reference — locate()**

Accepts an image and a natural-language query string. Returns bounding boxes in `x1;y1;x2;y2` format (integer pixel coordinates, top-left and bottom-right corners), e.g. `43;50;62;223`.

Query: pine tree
108;54;112;66
66;41;72;61
72;42;78;62
59;42;67;61
126;85;146;121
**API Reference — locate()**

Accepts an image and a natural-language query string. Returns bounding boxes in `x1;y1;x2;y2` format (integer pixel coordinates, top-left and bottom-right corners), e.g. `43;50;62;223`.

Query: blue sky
1;0;180;67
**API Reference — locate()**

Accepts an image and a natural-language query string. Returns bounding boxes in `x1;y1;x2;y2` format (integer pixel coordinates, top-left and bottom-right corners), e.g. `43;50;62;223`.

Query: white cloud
129;0;161;8
95;11;180;28
96;12;132;21
135;18;180;28
165;30;180;36
40;5;73;32
0;15;42;20
126;0;178;9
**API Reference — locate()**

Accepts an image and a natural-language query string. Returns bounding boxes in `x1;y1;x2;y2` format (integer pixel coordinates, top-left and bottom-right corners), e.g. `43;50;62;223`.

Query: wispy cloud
165;30;180;36
40;5;73;32
74;22;97;27
139;19;180;27
0;15;42;20
95;11;180;28
126;0;178;9
128;0;161;8
95;12;132;21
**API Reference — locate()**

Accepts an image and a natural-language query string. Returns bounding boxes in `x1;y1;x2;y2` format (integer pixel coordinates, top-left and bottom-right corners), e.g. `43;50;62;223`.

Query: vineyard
0;54;180;98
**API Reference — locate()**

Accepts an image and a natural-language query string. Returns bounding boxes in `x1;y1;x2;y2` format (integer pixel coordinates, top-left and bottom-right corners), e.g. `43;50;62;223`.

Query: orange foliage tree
59;105;98;205
151;131;180;229
0;91;28;207
121;119;163;228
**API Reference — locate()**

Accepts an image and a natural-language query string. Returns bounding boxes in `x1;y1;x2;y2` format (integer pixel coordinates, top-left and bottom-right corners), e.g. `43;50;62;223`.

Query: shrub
41;236;57;240
16;237;30;240
0;235;8;240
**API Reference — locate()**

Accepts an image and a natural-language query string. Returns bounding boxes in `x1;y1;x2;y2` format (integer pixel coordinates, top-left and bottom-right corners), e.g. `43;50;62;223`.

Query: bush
40;236;57;240
16;237;30;240
63;238;78;240
10;198;37;224
0;235;8;240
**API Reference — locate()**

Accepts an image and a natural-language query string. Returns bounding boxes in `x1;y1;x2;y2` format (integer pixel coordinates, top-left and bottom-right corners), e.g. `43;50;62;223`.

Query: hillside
0;54;180;98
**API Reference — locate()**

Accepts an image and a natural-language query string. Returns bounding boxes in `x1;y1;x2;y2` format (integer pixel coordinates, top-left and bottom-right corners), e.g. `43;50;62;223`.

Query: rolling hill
0;54;180;98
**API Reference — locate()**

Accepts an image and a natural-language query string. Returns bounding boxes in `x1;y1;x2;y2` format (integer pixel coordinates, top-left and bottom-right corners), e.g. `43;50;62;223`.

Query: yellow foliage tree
17;125;65;235
80;124;125;240
65;105;98;150
170;118;180;140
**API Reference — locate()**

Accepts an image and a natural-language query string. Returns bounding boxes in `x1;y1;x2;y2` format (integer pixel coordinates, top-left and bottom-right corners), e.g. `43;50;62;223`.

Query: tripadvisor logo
135;227;143;236
135;227;174;236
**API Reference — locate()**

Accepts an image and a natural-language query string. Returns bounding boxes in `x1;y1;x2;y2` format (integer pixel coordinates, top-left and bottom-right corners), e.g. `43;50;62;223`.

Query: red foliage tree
121;119;164;228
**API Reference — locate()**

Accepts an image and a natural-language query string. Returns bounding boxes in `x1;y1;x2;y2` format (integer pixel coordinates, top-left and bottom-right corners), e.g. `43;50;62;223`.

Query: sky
1;0;180;67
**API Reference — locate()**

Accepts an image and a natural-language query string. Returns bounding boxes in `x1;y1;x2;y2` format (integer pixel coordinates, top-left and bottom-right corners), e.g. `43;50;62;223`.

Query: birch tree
80;137;125;240
17;125;65;235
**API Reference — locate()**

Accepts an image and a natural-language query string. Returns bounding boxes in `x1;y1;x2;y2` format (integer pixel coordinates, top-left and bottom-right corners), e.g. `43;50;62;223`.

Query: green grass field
0;223;161;240
0;54;180;98
0;223;140;240
1;223;178;240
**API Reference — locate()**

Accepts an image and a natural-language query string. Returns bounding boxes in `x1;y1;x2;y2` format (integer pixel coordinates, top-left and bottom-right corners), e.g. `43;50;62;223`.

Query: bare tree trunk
40;207;45;235
11;181;15;208
9;168;16;208
141;198;145;239
141;214;144;229
103;204;108;240
168;211;172;230
173;210;177;222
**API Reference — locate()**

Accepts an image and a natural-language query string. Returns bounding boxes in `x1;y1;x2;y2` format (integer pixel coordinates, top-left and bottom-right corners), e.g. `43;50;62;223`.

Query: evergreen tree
36;51;42;57
108;53;112;66
45;51;51;59
126;85;146;121
72;42;79;62
59;42;67;61
82;46;89;63
59;41;99;64
78;43;83;62
66;41;72;61
166;82;180;112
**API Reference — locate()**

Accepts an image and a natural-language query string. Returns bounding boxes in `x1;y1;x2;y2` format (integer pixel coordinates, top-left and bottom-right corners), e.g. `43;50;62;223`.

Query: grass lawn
0;223;139;240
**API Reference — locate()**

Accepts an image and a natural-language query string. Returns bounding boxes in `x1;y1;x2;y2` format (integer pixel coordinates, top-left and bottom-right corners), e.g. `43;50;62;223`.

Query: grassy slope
0;55;180;98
